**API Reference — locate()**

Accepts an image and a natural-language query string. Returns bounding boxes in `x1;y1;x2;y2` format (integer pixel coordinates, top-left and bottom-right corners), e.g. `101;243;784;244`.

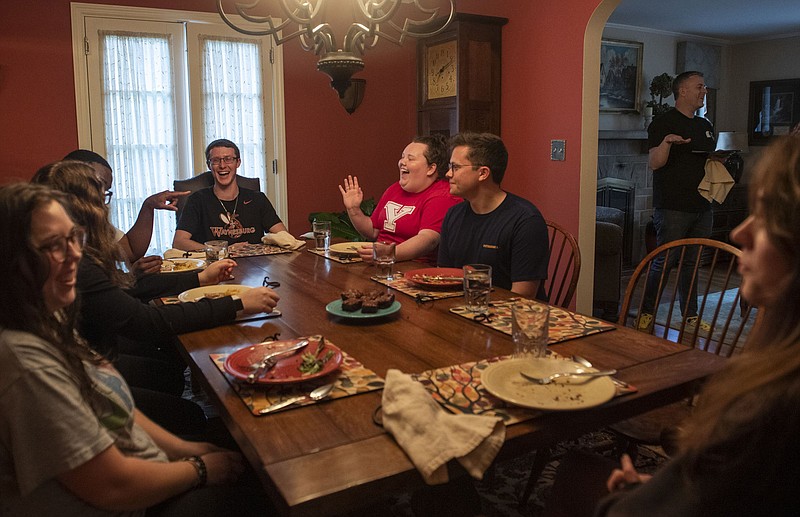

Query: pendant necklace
217;194;239;224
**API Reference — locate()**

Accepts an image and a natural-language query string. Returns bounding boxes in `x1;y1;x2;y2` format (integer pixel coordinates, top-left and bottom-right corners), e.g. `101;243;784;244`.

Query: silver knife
247;339;309;383
258;395;305;414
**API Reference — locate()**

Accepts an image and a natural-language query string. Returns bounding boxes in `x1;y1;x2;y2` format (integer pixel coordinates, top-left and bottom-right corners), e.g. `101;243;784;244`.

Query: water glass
204;240;229;262
511;302;550;359
373;241;396;279
463;264;492;314
312;220;331;251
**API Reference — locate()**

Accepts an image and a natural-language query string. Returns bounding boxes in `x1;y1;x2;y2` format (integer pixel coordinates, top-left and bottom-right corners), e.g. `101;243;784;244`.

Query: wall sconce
216;0;454;112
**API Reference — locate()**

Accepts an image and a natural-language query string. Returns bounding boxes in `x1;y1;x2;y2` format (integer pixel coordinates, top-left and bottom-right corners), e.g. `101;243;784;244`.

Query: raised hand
144;190;191;212
338;175;364;212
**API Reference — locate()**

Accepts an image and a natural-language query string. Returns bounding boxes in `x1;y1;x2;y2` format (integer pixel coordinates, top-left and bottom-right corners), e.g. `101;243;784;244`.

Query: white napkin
698;159;735;203
382;369;505;485
262;231;306;250
164;248;207;260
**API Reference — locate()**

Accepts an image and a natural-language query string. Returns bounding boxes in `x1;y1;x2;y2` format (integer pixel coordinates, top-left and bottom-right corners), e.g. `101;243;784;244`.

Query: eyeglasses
208;156;239;166
448;163;482;172
104;190;113;205
37;226;87;263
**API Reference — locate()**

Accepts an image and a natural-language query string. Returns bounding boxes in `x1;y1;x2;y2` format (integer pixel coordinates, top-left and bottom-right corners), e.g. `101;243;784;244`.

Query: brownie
341;298;363;312
376;293;395;309
361;299;379;313
341;289;363;301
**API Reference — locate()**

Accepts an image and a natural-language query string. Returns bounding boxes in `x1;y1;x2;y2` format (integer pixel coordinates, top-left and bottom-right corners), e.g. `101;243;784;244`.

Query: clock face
426;40;457;100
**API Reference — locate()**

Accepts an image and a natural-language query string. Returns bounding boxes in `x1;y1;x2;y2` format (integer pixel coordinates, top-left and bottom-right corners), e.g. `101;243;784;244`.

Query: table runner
371;272;463;301
450;297;615;343
414;353;636;425
307;248;363;263
229;243;293;258
211;342;383;415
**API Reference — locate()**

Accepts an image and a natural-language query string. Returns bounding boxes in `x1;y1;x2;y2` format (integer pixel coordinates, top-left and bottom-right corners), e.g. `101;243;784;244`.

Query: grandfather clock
417;13;507;137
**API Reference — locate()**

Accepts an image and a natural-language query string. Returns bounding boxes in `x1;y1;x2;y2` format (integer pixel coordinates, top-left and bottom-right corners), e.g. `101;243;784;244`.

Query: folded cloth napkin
164;248;207;260
698;159;735;203
262;231;305;250
382;369;505;485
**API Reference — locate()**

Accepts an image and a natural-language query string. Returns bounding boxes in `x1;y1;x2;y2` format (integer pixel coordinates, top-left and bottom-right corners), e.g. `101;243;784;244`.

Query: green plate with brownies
325;299;401;319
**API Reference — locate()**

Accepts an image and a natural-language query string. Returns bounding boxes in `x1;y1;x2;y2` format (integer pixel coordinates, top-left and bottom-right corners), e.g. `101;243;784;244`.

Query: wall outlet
551;140;566;161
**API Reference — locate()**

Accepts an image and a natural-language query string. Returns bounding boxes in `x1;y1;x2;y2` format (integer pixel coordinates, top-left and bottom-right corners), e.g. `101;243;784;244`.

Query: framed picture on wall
599;39;643;113
748;78;800;145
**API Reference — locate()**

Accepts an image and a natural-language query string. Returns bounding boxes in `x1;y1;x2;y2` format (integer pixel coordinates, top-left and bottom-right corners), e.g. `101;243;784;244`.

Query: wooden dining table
175;247;727;517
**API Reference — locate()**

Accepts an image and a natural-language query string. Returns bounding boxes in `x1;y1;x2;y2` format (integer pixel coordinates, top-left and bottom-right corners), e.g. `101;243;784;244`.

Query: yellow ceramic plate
178;284;252;302
328;242;369;256
481;358;615;411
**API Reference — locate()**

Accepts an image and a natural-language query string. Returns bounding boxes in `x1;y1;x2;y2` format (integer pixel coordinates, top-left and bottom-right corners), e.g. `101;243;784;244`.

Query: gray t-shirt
0;328;167;516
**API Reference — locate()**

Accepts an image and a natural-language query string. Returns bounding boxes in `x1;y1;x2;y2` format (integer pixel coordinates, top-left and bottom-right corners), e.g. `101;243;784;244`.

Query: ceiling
608;0;800;42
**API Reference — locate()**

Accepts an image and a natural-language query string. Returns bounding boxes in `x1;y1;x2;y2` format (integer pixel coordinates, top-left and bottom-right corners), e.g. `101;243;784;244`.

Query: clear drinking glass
463;264;492;314
373;241;396;279
511;302;550;359
204;240;229;262
312;220;331;251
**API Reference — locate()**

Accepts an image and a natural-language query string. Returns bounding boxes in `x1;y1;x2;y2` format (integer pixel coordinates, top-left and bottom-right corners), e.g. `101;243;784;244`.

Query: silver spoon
259;383;335;414
520;369;617;385
572;354;630;388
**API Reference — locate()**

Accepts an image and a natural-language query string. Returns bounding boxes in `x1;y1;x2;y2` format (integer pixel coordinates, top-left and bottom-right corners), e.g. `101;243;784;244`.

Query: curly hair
31;161;130;288
0;182;101;401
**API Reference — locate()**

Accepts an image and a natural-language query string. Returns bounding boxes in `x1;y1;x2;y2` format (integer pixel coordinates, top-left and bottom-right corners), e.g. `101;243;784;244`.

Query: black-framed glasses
262;276;280;288
37;226;87;263
448;162;482;173
104;190;113;205
208;156;238;167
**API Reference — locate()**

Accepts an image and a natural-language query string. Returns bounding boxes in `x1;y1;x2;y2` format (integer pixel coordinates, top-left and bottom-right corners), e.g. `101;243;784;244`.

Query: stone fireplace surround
598;130;651;267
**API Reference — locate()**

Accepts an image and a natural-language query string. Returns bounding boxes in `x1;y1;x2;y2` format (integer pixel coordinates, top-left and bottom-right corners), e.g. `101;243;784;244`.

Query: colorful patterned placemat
450;298;615;344
211;341;384;416
371;272;463;300
414;353;636;425
229;243;294;258
307;248;363;263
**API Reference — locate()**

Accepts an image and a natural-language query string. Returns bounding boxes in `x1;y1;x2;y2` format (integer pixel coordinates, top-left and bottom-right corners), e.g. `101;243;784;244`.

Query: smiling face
446;145;482;199
398;142;436;193
30;200;83;312
207;146;241;188
678;74;707;112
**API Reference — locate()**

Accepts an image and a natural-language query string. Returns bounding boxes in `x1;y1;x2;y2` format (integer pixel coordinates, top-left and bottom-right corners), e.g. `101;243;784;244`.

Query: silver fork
520;369;617;385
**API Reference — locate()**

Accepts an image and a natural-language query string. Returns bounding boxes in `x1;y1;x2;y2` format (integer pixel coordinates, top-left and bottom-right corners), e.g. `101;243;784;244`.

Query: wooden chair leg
518;448;553;507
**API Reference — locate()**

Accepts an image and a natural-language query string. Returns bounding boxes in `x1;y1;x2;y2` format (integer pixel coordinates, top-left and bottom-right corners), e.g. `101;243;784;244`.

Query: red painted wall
0;0;601;237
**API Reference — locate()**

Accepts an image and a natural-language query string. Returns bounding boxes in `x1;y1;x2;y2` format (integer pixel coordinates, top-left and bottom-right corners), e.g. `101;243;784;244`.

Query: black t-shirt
177;186;282;245
647;108;716;212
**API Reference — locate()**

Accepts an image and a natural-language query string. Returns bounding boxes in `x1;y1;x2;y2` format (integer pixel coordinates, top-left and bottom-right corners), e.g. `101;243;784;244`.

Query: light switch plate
551;139;566;161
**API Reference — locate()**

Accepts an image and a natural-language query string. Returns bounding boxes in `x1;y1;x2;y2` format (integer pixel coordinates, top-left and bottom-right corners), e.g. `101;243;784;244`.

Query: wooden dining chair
544;220;581;308
173;171;261;227
610;237;759;457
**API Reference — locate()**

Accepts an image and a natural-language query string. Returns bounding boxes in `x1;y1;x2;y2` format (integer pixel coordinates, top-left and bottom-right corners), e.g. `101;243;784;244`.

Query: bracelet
181;455;207;487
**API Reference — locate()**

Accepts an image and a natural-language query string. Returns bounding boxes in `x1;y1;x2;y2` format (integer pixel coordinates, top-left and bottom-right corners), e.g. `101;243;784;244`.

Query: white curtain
200;37;266;188
100;31;178;253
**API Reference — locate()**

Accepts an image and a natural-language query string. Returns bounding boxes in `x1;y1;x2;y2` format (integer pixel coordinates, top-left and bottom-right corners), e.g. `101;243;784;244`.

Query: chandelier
216;0;455;113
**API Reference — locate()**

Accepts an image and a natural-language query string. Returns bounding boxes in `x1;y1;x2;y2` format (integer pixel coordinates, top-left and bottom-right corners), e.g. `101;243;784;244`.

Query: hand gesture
198;258;237;285
240;286;280;314
663;134;691;146
132;255;163;276
201;450;246;485
338;175;364;212
144;190;190;212
606;454;653;493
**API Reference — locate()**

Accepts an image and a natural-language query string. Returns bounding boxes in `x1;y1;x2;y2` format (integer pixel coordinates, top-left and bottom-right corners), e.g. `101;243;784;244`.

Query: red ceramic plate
224;338;343;385
405;267;464;290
